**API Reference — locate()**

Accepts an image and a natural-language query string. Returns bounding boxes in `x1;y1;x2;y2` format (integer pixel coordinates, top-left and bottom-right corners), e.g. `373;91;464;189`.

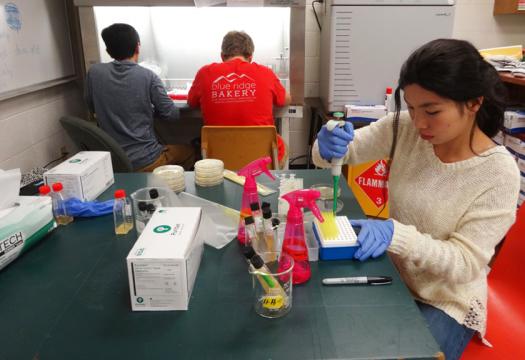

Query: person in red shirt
188;31;291;167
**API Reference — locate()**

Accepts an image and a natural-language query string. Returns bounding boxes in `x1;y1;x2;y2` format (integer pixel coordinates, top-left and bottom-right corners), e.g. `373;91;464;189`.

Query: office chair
461;204;525;359
201;125;279;170
59;115;133;172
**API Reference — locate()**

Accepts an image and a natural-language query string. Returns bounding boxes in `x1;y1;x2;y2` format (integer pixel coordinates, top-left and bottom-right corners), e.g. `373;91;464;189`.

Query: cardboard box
504;133;525;159
504;110;525;134
127;207;204;311
43;151;114;201
0;196;55;271
345;105;387;122
518;158;525;174
493;131;506;146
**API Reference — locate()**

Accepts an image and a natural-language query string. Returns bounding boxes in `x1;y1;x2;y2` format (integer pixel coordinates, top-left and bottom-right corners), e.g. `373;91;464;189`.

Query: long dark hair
389;38;507;161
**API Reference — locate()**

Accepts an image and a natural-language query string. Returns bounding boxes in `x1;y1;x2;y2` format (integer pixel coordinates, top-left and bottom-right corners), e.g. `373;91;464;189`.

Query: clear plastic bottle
51;182;73;226
113;189;134;235
385;87;393;113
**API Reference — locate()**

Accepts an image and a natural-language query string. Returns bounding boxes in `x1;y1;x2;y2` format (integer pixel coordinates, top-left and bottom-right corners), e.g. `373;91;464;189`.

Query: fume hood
75;0;305;104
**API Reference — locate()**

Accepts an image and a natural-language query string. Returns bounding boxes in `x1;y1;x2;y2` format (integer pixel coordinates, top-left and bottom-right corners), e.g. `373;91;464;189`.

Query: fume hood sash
74;0;305;7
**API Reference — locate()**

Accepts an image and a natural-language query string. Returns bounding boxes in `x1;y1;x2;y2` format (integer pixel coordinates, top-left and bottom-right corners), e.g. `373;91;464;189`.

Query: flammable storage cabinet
346;159;390;218
320;0;455;112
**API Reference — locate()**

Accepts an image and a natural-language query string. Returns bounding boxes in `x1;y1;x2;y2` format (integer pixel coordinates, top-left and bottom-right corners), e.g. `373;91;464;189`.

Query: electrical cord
312;0;323;32
289;154;308;165
43;153;68;169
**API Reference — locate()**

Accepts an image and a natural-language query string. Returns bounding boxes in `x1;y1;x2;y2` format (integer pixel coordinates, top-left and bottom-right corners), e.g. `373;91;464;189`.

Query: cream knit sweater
312;112;520;335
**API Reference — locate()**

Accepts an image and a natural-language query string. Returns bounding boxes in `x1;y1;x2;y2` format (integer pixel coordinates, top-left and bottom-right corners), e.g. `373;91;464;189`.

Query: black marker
322;276;392;286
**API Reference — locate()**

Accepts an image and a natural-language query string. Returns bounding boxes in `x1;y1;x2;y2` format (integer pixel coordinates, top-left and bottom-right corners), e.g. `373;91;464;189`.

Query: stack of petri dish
194;159;224;187
152;165;185;193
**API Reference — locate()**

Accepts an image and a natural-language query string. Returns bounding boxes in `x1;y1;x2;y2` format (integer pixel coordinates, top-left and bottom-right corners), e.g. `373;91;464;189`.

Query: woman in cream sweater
313;39;520;360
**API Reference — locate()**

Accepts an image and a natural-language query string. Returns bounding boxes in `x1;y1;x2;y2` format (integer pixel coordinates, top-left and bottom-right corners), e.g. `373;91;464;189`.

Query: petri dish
316;198;344;214
310;183;341;200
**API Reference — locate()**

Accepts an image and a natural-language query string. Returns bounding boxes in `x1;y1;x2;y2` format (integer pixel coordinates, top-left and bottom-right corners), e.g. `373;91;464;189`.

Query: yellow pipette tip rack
317;211;340;239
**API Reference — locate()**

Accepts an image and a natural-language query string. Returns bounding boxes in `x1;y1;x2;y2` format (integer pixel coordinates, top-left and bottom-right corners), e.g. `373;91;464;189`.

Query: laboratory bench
0;170;441;360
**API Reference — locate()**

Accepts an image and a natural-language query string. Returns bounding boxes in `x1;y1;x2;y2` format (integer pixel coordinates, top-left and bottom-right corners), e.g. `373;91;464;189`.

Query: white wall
452;0;525;48
0;83;84;173
2;1;524;173
290;0;525;164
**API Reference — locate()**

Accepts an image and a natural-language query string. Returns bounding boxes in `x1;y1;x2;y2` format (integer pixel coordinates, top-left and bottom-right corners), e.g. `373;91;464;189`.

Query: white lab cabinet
320;0;455;112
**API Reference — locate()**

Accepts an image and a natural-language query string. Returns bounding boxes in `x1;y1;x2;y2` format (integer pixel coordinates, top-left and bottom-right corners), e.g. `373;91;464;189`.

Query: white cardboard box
345;104;387;122
504;110;525;133
43;151;114;201
126;207;204;311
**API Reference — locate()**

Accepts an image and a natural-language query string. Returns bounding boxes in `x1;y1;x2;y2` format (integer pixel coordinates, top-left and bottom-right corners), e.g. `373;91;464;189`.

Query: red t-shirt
188;58;287;160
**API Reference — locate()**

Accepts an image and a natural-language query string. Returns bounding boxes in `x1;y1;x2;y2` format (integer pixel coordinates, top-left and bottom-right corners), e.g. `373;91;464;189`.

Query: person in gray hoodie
85;23;194;171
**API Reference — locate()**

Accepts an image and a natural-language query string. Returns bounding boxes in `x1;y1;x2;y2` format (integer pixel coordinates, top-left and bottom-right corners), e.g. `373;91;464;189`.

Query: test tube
272;217;281;254
262;207;275;255
149;188;163;209
250;202;264;234
244;216;257;247
242;245;287;303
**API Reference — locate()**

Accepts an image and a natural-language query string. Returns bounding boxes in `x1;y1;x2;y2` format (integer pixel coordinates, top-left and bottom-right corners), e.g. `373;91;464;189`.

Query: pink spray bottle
280;189;323;284
237;157;275;245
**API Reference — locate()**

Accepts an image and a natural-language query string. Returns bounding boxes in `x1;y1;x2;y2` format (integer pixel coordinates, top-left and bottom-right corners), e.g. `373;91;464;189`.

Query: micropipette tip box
312;216;359;260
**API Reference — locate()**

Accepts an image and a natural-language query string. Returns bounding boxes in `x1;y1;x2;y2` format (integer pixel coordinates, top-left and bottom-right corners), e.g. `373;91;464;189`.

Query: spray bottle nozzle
237;156;275;181
282;189;323;223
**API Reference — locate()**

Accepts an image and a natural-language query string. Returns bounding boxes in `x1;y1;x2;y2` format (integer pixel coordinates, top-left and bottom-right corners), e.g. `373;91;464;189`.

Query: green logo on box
136;297;144;303
69;159;81;163
154;225;171;233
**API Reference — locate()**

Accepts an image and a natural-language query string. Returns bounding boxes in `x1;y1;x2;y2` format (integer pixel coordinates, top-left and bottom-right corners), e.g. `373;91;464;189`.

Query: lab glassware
249;252;294;319
51;182;73;226
130;187;171;234
113;189;134;235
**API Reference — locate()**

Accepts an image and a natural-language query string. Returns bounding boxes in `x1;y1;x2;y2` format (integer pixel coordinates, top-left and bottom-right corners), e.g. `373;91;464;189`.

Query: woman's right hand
317;121;354;161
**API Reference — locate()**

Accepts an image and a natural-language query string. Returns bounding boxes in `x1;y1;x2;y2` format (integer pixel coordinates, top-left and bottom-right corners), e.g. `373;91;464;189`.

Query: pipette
326;119;346;214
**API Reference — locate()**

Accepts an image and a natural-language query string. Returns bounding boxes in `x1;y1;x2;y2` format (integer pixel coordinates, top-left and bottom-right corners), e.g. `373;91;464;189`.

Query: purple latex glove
317;121;354;161
351;219;394;261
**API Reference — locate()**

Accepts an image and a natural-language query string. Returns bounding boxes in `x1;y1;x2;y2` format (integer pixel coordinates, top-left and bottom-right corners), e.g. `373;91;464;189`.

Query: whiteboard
0;0;75;99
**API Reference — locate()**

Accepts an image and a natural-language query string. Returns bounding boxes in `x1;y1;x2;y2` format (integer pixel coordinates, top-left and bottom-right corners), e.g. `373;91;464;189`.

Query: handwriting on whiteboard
4;3;22;31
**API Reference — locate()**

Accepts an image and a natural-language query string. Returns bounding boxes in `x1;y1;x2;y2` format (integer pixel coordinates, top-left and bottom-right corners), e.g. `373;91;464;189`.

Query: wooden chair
200;126;280;170
461;204;525;359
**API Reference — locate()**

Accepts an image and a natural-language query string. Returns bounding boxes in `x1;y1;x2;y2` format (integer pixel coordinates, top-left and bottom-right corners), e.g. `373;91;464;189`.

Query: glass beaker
130;187;171;234
309;183;344;213
249;252;294;318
